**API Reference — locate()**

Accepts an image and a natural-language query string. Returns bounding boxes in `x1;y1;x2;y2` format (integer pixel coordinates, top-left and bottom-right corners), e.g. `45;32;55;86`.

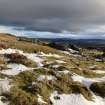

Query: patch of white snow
50;92;105;105
37;75;56;81
1;63;32;75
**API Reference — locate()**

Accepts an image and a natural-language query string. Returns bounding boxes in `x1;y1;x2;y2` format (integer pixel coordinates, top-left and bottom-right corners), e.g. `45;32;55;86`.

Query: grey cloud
0;0;105;33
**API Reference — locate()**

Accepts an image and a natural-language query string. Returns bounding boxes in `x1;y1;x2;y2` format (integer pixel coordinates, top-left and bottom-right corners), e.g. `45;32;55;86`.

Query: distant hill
37;38;105;50
1;33;105;50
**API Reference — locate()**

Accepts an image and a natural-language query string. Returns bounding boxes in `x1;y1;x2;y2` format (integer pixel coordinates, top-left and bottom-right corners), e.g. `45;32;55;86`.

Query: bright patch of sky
0;25;105;39
0;25;78;38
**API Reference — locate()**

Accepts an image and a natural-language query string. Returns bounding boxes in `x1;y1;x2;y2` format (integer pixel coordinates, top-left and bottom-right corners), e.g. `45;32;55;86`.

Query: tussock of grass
0;73;7;79
45;56;58;62
8;87;38;105
90;82;105;98
14;71;37;87
70;82;92;100
0;57;8;70
0;58;6;65
73;68;105;78
53;74;93;101
5;53;37;68
45;62;105;78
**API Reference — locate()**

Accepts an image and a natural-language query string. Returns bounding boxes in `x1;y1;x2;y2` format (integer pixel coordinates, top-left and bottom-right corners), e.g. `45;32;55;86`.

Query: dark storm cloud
0;0;105;33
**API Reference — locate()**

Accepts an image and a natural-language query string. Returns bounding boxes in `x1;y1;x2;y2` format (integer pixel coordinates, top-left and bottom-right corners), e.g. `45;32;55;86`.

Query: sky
0;0;105;38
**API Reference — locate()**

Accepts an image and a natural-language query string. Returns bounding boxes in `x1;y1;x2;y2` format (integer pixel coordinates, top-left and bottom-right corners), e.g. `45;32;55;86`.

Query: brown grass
0;33;17;42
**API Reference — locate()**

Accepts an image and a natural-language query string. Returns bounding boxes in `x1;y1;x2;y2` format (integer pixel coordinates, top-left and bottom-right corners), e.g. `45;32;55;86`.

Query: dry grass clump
71;68;105;78
8;87;38;105
65;64;105;78
90;82;105;98
0;59;6;65
14;71;37;87
53;74;93;101
5;53;37;67
0;57;8;71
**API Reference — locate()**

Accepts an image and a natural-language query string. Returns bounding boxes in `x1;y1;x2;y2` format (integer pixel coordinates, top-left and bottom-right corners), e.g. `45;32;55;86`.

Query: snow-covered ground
0;48;63;68
23;53;44;67
72;74;105;88
37;94;47;104
68;48;79;54
0;48;44;67
55;60;66;64
92;70;105;74
89;65;105;74
0;79;11;105
40;52;62;58
50;92;105;105
0;48;64;76
0;48;68;67
57;70;70;74
0;48;23;55
0;48;105;105
0;99;8;105
0;79;11;95
1;63;33;76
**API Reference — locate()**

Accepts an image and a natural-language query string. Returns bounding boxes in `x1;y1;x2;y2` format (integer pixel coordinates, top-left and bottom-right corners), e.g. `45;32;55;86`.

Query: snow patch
52;65;60;68
0;99;8;105
68;48;79;54
0;48;44;67
50;92;105;105
0;48;23;55
56;60;66;64
1;63;32;75
40;52;62;58
92;70;105;74
58;70;70;74
23;53;44;67
37;95;47;104
72;74;105;88
37;75;56;81
0;79;11;95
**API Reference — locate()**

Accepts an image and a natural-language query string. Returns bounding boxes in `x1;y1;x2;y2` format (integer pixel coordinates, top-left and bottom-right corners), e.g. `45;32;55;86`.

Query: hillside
0;34;105;105
0;33;17;42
